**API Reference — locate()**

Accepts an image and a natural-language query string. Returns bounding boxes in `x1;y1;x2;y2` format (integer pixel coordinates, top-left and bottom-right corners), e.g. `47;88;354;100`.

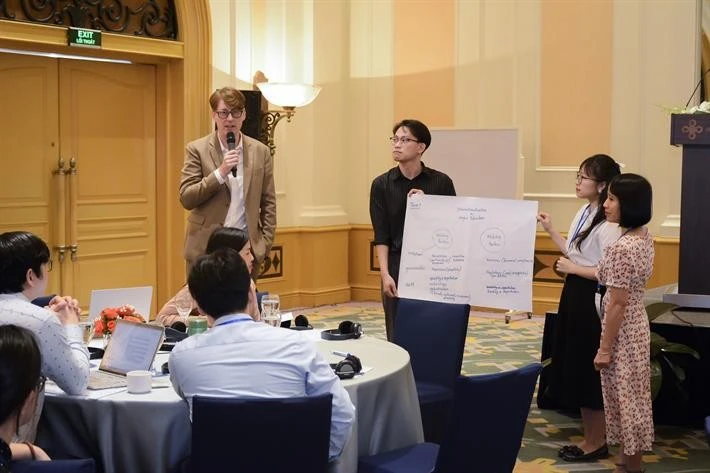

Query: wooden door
0;53;157;315
0;54;62;295
58;60;157;315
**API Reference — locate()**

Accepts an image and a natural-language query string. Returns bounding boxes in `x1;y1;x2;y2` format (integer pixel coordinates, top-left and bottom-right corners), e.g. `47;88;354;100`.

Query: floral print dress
597;231;655;455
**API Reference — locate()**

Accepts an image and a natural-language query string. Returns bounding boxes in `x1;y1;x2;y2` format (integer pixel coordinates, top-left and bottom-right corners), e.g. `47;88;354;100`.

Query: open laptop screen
88;286;153;322
100;320;164;376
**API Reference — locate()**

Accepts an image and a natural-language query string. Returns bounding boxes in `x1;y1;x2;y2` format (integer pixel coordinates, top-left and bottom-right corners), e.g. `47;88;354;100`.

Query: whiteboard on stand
426;128;521;199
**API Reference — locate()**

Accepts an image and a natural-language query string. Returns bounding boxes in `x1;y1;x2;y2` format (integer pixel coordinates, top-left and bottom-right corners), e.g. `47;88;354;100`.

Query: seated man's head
0;232;51;299
0;325;44;441
205;227;254;273
188;248;254;321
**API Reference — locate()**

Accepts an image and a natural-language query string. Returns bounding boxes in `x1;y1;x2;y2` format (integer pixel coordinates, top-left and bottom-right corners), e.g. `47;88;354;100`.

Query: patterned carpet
294;302;710;473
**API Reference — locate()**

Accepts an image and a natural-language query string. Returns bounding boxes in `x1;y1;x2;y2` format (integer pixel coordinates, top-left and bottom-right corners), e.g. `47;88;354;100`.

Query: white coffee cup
126;370;152;394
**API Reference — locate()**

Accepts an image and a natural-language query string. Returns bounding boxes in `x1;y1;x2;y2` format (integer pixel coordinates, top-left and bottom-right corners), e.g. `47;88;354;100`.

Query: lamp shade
256;82;321;108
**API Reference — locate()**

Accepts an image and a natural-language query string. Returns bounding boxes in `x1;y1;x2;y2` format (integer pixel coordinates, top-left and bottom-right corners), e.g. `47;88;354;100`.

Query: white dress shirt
213;134;247;230
0;293;90;394
566;203;621;266
0;292;90;441
168;313;356;459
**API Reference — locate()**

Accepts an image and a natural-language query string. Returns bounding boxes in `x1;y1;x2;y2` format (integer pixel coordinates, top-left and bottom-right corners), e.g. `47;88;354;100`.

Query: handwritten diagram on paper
397;195;538;312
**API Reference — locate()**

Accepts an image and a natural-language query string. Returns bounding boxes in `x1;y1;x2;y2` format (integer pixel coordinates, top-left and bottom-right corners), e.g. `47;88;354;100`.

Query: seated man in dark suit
168;248;355;459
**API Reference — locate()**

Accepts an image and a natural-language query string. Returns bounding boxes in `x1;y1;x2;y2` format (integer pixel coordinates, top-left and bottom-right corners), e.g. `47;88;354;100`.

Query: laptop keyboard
88;370;127;390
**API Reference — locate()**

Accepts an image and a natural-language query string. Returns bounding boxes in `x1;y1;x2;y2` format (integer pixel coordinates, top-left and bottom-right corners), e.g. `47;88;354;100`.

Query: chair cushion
12;459;96;473
416;382;454;404
358;443;439;473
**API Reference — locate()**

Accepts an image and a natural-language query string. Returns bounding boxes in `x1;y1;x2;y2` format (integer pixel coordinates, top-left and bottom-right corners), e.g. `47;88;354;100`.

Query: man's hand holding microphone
218;131;239;179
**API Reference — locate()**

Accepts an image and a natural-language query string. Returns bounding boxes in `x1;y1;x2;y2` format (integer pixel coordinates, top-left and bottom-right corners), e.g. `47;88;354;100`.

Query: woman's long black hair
574;154;621;250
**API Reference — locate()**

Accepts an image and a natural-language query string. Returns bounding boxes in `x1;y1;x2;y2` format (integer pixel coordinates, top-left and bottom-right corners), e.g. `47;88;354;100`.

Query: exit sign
67;27;102;49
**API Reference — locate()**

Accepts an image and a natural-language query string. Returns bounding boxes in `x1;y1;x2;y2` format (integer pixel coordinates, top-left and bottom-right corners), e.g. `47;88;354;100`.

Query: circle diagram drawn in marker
480;227;505;253
432;228;453;249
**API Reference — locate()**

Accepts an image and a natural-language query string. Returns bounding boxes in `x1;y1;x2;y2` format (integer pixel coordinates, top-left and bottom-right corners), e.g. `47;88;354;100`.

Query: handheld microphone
684;68;710;109
226;131;237;177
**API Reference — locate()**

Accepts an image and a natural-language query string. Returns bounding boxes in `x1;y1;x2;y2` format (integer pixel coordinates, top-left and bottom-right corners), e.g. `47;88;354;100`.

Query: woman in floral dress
595;173;654;473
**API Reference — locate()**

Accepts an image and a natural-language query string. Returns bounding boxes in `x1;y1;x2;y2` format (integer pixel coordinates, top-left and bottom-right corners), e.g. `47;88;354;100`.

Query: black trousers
381;251;401;341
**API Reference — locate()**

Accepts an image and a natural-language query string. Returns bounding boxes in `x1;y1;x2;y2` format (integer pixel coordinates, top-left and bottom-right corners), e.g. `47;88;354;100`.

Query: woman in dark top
0;325;50;471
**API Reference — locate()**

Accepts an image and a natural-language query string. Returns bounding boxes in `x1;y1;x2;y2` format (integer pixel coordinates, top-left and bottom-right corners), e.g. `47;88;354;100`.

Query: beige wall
208;0;696;308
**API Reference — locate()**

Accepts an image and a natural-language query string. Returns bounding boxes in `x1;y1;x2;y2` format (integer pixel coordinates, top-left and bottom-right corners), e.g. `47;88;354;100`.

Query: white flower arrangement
662;101;710;114
686;101;710;113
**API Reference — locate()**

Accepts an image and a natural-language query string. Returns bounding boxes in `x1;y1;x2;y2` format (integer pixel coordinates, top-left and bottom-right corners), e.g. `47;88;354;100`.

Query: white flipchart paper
397;194;538;312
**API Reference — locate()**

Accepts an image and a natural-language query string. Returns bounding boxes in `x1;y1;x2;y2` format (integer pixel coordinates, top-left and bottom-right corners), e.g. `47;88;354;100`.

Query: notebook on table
87;319;164;390
88;286;153;322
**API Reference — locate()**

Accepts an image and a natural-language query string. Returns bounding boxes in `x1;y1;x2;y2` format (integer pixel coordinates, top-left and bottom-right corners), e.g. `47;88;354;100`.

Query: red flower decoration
94;304;146;336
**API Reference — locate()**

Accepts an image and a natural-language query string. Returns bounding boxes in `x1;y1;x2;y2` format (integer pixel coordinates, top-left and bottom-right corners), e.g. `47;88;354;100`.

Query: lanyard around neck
568;204;592;250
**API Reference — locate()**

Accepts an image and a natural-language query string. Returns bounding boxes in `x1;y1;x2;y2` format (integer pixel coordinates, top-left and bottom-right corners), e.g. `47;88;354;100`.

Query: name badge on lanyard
568;204;591;252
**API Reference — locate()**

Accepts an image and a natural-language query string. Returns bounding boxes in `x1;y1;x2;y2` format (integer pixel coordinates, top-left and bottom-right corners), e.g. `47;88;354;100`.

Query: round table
37;333;423;473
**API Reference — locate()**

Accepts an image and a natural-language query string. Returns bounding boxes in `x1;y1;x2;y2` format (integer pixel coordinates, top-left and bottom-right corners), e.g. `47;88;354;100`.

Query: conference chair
393;298;470;443
31;295;56;308
12;459;96;473
256;291;268;313
358;363;543;473
189;393;333;473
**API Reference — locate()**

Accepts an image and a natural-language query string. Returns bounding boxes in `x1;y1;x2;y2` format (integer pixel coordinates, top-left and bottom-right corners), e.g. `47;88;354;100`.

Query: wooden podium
664;114;710;308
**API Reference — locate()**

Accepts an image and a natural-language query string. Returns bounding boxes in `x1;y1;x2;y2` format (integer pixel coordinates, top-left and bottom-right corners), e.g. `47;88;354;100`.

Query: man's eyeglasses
389;136;420;145
215;108;244;119
575;173;599;184
36;375;46;391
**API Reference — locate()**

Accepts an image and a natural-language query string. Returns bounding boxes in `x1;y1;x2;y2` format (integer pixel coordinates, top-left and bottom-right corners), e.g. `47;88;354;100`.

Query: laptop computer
87;319;164;390
88;286;153;322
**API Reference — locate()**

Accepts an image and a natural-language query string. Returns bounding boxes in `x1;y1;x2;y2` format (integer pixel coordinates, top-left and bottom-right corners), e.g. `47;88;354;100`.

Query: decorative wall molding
0;0;177;39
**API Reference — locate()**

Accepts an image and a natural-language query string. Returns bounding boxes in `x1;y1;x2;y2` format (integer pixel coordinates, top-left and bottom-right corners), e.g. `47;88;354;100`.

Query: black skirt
547;274;604;410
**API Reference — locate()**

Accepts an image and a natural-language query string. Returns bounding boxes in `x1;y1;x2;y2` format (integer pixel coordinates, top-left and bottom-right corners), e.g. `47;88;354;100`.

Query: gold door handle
68;158;78;262
55;245;67;264
53;158;66;176
54;158;68;265
69;244;78;262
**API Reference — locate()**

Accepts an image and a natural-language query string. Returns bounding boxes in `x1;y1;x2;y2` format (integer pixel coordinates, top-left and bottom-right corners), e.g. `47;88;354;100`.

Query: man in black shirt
369;119;456;341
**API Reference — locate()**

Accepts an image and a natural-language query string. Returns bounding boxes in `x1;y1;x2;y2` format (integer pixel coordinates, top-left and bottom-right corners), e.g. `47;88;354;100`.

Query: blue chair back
12;459;96;473
394;298;470;393
256;291;268;313
31;295;56;308
190;394;332;473
435;363;542;473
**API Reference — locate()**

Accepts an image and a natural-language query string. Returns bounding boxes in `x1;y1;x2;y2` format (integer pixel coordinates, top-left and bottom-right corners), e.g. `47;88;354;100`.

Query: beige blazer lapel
242;137;254;200
208;132;223;170
210;133;232;198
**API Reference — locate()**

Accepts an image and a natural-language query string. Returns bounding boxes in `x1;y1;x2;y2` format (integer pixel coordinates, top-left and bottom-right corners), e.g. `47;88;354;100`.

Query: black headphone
321;320;363;341
331;354;362;380
290;314;313;331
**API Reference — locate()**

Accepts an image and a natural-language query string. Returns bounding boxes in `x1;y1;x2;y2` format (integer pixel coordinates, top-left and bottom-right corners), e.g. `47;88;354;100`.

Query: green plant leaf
645;302;678;322
660;355;687;382
650;332;668;358
650;359;662;400
661;343;700;359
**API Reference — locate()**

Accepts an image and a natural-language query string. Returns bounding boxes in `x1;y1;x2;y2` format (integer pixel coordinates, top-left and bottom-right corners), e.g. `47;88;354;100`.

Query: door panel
59;60;157;316
0;54;62;295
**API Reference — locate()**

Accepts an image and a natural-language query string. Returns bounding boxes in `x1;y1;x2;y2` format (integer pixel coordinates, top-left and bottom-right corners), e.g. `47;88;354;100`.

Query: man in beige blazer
179;87;276;278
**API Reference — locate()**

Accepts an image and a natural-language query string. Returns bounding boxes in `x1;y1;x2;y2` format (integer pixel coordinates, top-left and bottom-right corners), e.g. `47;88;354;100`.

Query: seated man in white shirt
0;231;90;440
169;248;356;459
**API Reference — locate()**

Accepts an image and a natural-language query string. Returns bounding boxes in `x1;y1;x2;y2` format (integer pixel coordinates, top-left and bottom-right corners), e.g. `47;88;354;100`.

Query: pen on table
332;351;350;358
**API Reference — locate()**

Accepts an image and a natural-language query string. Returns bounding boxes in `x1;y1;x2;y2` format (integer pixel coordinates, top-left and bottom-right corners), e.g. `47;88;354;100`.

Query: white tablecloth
37;334;423;473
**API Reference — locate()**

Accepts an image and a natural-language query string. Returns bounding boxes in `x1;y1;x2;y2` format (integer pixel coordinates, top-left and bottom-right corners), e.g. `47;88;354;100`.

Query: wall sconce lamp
256;82;322;157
